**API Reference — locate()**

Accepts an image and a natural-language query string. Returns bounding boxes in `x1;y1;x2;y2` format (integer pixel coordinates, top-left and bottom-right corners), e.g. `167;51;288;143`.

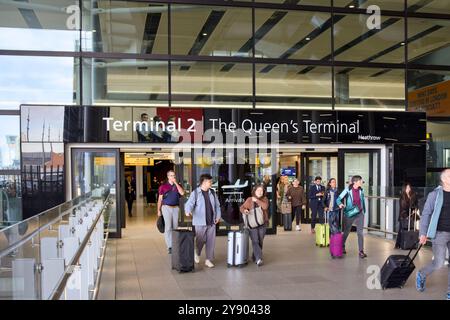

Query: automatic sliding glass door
338;150;380;229
72;149;121;238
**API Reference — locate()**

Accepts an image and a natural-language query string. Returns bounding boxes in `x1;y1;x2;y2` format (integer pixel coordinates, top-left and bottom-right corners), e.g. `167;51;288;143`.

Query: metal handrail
92;229;110;300
366;195;400;200
50;195;111;300
364;226;398;236
0;192;93;259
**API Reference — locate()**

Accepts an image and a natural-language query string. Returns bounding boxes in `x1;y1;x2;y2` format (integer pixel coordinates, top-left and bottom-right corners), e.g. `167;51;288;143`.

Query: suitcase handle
402;242;423;267
407;208;418;232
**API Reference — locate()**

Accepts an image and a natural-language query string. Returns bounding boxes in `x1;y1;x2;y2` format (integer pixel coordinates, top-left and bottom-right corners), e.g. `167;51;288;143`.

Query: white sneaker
295;225;301;231
205;259;215;268
256;259;263;266
194;252;200;264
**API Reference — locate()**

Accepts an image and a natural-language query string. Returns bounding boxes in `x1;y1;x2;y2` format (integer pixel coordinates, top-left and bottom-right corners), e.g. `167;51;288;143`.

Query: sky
0;28;78;167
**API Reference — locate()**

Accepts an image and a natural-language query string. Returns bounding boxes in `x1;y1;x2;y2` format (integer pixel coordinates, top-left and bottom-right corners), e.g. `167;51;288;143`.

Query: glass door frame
71;148;122;238
301;152;339;224
338;149;381;230
337;149;381;194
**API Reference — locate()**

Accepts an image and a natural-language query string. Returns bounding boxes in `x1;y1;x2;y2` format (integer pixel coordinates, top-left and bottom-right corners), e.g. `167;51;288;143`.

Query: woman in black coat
395;183;419;249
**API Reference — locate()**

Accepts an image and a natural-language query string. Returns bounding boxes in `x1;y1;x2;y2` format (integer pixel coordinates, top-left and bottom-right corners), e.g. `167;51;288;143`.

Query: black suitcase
171;229;195;272
400;230;419;250
283;213;292;231
400;209;419;250
380;244;422;289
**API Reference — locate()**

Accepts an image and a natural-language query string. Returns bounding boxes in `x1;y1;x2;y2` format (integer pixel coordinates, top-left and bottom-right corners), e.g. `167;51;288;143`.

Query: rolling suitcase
330;209;344;258
227;230;249;267
400;209;419;250
172;228;195;273
380;244;422;289
330;233;343;258
283;213;292;231
315;212;330;247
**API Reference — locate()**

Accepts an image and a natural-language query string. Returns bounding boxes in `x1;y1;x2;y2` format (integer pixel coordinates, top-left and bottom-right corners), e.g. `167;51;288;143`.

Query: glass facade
0;0;449;219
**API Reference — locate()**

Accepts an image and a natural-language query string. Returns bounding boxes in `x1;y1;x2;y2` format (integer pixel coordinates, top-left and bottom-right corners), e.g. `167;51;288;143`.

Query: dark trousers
293;206;303;225
249;225;266;262
395;219;405;248
328;210;340;235
343;212;364;252
310;201;324;230
126;198;133;216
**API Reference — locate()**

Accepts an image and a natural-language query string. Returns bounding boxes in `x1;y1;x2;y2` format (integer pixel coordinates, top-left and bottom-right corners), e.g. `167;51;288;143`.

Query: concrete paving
98;199;449;300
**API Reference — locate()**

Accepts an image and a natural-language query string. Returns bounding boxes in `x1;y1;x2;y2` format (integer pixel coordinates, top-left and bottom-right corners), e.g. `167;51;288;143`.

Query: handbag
156;215;165;233
281;197;292;214
243;202;265;229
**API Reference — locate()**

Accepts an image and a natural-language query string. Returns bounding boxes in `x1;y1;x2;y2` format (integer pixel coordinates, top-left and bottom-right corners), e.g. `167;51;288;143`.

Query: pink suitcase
330;232;343;258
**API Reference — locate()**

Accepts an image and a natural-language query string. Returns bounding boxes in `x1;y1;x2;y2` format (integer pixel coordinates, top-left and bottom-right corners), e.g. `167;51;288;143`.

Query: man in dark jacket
308;176;325;234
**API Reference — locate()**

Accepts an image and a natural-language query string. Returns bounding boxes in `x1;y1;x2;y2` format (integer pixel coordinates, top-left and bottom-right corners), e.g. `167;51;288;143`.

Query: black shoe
359;251;367;259
343;248;347;254
168;248;172;254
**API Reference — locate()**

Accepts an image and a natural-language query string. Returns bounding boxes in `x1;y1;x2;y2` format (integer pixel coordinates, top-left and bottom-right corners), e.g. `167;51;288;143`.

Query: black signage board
21;105;426;145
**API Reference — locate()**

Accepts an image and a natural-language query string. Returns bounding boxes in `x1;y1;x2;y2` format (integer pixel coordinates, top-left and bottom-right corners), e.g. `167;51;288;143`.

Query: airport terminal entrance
277;149;380;225
69;145;383;238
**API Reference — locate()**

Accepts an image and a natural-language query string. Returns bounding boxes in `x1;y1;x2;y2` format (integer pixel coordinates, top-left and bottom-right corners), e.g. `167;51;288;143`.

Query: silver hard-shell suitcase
227;230;249;267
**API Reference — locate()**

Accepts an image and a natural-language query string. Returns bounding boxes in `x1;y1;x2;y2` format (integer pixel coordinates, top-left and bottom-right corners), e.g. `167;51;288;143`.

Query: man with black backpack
185;174;221;268
157;170;185;254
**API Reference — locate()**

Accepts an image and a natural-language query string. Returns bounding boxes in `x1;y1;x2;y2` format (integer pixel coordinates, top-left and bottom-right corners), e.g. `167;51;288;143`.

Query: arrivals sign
408;80;450;117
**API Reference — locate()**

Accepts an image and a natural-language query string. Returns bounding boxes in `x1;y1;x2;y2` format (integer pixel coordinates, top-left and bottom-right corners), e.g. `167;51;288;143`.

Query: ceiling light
202;32;208;36
306;37;311;41
349;5;355;8
400;42;405;46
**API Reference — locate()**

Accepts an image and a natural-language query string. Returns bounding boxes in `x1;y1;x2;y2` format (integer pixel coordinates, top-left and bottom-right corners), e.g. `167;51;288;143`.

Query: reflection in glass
20;106;64;143
171;5;252;57
72;150;118;233
21;143;64;218
333;14;405;63
82;2;168;54
0;116;21;223
256;65;332;109
0;56;78;110
407;0;450;14
255;0;330;6
0;0;79;51
171;61;253;108
82;58;168;106
334;0;404;11
408;18;450;66
254;9;331;60
334;67;405;110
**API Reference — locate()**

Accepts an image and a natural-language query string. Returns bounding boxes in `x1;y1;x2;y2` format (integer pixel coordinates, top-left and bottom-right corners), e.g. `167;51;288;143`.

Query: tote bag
243;203;265;229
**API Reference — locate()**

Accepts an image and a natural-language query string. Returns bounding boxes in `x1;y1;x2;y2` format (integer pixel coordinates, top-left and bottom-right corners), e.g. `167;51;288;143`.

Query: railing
0;189;111;300
364;187;434;241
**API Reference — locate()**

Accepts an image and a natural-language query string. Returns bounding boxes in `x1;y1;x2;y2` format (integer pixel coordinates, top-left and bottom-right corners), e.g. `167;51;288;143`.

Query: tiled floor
98;199;449;300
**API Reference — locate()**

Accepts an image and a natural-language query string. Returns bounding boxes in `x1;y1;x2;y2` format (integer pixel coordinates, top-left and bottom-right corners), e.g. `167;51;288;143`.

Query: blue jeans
328;210;340;235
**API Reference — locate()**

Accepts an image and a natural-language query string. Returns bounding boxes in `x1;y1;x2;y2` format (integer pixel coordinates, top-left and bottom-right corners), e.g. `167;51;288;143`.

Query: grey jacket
419;186;444;239
184;187;221;226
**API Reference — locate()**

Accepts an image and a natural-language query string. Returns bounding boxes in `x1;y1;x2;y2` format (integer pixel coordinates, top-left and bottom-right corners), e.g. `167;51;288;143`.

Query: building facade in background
0;0;449;223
